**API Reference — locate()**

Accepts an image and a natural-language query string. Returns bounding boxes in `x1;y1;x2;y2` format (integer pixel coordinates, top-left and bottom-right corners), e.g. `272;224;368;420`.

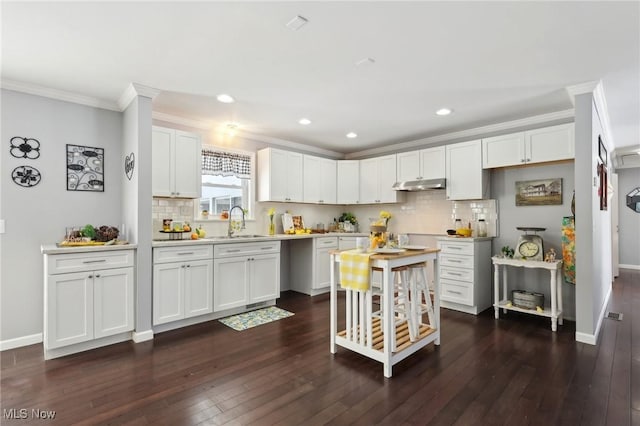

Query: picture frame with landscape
515;178;562;206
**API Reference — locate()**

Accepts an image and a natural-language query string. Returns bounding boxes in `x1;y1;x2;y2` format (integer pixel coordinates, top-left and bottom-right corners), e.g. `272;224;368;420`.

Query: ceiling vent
620;153;640;168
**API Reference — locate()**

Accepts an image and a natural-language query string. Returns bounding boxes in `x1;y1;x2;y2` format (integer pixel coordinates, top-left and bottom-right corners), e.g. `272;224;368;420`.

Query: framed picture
67;144;104;191
515;178;563;206
598;163;608;211
598;136;607;166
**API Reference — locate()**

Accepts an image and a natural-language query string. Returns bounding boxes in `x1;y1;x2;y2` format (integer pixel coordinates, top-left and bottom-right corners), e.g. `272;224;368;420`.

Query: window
198;147;254;219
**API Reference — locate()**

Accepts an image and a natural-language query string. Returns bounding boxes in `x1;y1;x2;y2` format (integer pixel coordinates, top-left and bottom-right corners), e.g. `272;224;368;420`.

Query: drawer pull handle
83;259;106;263
448;259;462;263
447;272;463;276
448;290;463;295
177;252;195;256
448;247;462;250
261;247;272;250
226;249;241;253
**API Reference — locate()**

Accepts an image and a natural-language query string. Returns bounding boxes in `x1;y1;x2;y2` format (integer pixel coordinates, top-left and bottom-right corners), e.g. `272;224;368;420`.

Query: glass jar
454;219;462;231
477;219;487;237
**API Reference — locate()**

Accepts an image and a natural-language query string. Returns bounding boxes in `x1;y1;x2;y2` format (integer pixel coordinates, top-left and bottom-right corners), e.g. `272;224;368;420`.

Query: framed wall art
66;144;104;191
598;136;607;166
515;178;563;206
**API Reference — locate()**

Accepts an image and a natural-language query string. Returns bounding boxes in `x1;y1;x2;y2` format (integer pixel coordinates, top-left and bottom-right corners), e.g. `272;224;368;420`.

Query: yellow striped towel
339;250;374;291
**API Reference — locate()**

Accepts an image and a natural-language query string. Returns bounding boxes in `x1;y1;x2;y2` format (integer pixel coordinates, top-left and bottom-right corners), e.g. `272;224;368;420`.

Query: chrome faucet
228;205;246;237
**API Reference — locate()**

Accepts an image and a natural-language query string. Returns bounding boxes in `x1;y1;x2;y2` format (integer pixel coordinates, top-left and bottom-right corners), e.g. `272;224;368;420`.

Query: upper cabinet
303;155;337;204
482;123;575;169
396;146;446;181
359;154;401;204
446;140;489;200
152;126;202;198
257;148;303;202
336;160;360;204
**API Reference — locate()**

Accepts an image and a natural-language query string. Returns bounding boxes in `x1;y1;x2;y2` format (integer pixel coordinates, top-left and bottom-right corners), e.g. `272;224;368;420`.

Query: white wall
617;167;640;268
0;89;123;342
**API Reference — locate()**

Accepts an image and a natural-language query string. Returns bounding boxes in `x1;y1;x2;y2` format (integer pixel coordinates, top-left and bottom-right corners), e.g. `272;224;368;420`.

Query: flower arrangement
379;210;392;227
268;207;276;235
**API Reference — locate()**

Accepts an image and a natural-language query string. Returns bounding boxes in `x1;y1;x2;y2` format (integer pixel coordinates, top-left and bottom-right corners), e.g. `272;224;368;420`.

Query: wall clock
514;227;545;261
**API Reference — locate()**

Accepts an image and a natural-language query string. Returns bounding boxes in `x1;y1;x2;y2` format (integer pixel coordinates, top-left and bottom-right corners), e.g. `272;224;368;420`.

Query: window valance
202;150;251;178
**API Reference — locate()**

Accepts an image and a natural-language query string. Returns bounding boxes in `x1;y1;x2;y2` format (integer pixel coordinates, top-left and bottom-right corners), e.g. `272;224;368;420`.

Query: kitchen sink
206;234;268;239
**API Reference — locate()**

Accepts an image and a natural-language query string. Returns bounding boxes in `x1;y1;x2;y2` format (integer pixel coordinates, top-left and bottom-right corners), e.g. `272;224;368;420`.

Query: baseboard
575;283;613;346
619;264;640;271
132;330;154;343
0;333;43;351
575;331;597;345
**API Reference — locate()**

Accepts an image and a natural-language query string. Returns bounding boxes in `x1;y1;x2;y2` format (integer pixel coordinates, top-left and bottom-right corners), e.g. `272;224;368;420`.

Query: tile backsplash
152;198;195;233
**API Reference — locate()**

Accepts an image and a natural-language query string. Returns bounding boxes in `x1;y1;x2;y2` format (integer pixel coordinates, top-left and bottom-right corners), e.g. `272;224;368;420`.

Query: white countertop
436;236;494;242
151;232;370;247
41;243;138;255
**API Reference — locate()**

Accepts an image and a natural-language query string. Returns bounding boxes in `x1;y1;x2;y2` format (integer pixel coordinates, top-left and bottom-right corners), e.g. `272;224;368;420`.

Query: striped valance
202;150;251;178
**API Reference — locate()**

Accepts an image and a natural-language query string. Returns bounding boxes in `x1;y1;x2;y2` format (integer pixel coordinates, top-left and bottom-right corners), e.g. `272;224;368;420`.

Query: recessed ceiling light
356;58;376;66
216;94;235;103
286;15;308;31
298;118;311;125
346;132;358;139
436;108;453;116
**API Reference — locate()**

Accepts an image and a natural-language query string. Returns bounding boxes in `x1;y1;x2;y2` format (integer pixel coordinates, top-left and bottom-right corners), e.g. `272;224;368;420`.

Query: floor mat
218;306;294;331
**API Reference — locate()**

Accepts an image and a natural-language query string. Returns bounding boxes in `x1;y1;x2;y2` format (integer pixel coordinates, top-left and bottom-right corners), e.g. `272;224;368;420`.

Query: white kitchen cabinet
359;154;401;204
303;155;337;204
482;123;575;168
43;249;135;356
213;241;280;312
289;237;339;295
446;140;489;200
257;148;304;202
337;160;360;204
437;238;492;315
153;245;213;325
396;146;445;182
152;126;202;198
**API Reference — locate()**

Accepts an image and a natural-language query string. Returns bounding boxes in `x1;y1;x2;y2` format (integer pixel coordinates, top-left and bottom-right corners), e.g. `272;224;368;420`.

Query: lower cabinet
43;248;135;355
437;238;492;315
153;245;213;325
213;241;281;312
290;236;344;296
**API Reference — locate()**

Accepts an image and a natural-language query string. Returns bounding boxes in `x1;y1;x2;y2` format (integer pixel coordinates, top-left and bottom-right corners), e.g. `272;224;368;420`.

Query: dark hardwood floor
2;269;638;425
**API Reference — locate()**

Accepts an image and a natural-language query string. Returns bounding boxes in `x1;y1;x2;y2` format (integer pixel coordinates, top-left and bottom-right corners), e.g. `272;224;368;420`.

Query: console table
491;257;563;331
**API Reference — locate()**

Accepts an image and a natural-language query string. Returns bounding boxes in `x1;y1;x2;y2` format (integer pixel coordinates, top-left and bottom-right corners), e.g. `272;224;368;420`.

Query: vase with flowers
268;207;276;235
369;210;393;249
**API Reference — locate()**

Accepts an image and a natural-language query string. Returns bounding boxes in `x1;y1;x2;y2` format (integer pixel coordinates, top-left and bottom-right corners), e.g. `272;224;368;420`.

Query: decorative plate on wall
12;165;41;187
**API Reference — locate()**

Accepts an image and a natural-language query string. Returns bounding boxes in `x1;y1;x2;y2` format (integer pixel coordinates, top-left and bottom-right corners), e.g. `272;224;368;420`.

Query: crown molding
152;111;211;130
118;83;161;110
0;79;120;111
565;80;600;106
345;109;575;159
238;130;344;158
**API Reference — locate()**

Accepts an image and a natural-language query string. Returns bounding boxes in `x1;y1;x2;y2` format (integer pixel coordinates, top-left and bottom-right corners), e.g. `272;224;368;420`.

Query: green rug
218;306;294;331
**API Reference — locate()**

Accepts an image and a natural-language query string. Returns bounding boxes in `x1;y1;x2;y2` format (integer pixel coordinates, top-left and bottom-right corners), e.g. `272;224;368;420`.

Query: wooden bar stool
371;265;418;347
408;262;436;331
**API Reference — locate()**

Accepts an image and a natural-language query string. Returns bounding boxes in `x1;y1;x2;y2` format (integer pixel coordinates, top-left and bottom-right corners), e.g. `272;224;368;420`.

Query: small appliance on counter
514;226;545;261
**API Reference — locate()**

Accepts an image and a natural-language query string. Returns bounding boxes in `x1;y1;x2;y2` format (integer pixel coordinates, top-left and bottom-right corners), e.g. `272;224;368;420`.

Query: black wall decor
12;165;41;187
125;152;135;180
66;144;104;191
10;137;41;159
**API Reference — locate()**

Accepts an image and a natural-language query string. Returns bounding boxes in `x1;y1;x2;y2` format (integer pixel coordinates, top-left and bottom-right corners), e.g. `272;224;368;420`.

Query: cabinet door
320;158;337;204
250;254;280;303
184;260;213;318
303;155;322;203
213;257;248;312
359;158;379;204
446;140;486;200
286;151;304;202
152;126;174;197
337;161;360;204
396;151;421;181
46;272;93;349
420;146;446;179
153;263;184;325
377;154;398;203
526;123;574;164
314;247;333;290
482;133;525;168
94;267;134;339
173;130;201;198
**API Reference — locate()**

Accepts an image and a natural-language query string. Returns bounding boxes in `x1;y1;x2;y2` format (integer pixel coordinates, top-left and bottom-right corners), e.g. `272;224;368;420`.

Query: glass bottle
477;219;487;237
454;219;462;231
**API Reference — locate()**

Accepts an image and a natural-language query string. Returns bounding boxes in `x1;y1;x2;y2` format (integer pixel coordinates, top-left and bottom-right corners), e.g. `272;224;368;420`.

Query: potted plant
339;212;358;232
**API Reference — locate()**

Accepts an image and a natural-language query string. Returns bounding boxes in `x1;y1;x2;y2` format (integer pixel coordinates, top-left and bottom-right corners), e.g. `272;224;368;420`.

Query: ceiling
2;1;639;159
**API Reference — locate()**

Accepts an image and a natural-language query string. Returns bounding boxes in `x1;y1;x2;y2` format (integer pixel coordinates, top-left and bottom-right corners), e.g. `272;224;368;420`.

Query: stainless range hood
392;178;446;191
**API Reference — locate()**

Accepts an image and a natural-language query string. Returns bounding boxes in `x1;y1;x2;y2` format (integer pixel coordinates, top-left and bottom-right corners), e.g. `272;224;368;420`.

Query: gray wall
618;167;640;267
0;89;123;342
490;162;576;319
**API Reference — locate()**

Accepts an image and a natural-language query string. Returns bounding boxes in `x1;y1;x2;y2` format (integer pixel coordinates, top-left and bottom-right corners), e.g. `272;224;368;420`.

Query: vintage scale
514;226;546;261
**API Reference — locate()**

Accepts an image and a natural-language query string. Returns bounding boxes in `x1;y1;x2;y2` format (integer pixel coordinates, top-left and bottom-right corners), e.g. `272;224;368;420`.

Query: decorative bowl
456;228;472;237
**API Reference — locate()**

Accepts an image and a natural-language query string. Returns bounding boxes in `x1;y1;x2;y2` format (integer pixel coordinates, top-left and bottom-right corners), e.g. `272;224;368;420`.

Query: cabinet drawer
315;237;338;249
214;241;281;258
47;250;134;275
440;253;474;269
440;279;473;306
440;266;474;283
438;241;474;255
154;245;213;264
